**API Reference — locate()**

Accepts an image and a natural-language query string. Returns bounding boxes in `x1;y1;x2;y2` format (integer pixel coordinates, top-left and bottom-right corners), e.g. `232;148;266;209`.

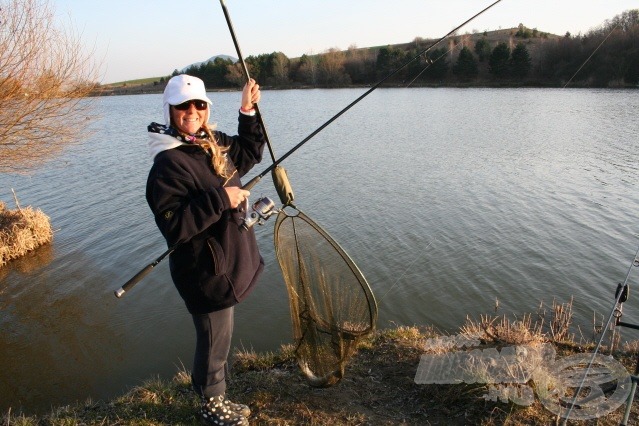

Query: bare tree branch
0;0;101;174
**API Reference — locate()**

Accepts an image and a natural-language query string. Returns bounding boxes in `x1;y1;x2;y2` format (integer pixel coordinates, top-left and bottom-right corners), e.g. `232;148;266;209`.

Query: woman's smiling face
170;100;208;135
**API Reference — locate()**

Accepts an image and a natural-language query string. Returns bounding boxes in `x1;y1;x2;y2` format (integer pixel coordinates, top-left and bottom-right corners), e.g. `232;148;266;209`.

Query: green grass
104;77;166;87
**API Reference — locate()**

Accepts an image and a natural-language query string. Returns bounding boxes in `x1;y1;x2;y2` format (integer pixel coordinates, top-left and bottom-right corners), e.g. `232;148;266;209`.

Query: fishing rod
553;24;634;422
240;0;504;193
220;0;276;165
406;43;456;87
223;1;378;388
219;0;294;206
114;0;503;298
113;0;293;300
114;248;172;298
563;23;619;88
560;242;639;423
115;0;296;299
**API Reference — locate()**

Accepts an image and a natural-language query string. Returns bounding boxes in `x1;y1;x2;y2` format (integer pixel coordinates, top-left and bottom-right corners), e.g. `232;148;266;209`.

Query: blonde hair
198;124;232;180
171;115;232;180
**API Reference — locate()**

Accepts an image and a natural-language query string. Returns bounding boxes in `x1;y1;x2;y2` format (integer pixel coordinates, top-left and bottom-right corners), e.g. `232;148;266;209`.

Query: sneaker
201;395;248;425
222;396;251;418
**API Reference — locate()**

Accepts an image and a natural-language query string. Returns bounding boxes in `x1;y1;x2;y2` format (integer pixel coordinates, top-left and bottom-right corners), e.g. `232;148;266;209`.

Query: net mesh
274;207;378;387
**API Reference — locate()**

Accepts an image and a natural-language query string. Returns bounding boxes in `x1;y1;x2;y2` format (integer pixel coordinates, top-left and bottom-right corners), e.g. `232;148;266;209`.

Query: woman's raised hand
241;78;260;111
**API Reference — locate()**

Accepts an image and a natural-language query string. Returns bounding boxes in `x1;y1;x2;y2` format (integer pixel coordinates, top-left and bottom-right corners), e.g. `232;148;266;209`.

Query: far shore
93;79;635;98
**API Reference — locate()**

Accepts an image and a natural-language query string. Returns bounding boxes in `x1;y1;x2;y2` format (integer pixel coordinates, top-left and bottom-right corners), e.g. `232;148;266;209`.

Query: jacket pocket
206;237;227;276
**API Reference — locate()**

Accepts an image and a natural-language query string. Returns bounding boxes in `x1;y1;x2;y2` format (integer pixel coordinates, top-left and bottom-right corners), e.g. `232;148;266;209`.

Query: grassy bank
95;78;167;96
3;306;639;425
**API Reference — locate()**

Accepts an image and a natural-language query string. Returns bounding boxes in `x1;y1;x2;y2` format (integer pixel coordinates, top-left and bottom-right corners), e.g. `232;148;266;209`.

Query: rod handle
114;264;154;298
242;175;262;191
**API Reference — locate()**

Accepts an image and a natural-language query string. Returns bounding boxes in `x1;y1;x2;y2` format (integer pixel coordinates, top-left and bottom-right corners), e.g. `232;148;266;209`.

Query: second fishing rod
240;0;503;193
114;0;504;298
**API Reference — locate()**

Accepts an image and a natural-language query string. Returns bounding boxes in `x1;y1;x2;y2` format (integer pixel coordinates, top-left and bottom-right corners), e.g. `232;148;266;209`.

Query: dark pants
191;306;234;398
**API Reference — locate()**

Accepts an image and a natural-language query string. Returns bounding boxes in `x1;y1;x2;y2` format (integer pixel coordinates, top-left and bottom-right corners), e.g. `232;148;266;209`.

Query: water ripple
1;88;638;413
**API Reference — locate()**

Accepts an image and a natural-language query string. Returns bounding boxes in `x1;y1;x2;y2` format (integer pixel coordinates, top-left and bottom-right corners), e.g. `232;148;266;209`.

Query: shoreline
3;321;638;425
93;80;638;98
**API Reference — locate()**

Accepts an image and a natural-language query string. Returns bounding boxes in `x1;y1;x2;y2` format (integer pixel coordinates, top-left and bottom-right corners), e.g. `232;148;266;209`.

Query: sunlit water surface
1;88;638;413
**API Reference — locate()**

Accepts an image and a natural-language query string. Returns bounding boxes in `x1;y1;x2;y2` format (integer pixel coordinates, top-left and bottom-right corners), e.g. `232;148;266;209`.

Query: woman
146;74;265;426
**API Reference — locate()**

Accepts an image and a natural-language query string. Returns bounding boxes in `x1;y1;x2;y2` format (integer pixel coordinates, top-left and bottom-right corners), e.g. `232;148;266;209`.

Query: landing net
274;207;378;387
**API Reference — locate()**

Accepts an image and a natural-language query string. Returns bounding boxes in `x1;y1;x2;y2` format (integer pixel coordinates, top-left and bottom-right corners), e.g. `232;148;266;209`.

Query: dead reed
459;298;577;347
0;198;52;268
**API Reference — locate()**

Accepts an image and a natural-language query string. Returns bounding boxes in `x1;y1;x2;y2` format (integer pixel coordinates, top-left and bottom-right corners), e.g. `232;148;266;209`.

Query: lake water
1;87;638;414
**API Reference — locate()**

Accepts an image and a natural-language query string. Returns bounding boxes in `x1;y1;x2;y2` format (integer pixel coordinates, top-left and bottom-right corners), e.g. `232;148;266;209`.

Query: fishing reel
242;196;279;230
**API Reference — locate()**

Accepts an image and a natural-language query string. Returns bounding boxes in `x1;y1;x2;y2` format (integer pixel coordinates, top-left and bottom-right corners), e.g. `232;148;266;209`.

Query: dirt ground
226;328;639;425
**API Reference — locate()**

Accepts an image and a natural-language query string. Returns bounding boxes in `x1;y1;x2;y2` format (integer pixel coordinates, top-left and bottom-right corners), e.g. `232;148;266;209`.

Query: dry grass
0;199;52;268
457;298;577;348
460;313;547;346
3;305;639;425
537;298;575;343
234;344;297;371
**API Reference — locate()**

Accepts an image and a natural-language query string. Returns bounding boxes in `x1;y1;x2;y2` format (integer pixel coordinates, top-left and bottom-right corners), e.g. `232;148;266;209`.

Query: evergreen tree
376;45;407;80
425;47;449;80
225;62;245;86
453;46;478;79
474;38;491;62
510;43;532;78
489;42;511;78
625;51;639;85
294;54;319;85
270;52;290;85
190;57;233;88
245;54;271;84
515;23;533;38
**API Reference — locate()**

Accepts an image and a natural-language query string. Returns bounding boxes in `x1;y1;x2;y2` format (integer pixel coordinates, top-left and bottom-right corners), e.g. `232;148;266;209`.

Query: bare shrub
0;0;100;173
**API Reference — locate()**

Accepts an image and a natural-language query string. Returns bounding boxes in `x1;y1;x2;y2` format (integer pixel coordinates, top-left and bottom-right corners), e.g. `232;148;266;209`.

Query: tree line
169;9;638;89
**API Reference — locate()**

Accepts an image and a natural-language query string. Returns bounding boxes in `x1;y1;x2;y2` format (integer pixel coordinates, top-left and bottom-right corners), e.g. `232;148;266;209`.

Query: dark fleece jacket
145;113;265;314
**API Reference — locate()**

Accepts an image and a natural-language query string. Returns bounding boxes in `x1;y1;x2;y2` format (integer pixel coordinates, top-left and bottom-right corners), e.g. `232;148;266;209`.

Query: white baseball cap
163;74;212;125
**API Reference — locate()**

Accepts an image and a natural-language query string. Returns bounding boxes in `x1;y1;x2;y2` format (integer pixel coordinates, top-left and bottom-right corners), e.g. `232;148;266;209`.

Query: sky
53;0;638;84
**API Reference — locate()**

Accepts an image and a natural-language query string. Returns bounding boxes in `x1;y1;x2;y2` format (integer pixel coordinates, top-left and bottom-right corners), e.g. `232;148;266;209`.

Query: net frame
274;206;378;387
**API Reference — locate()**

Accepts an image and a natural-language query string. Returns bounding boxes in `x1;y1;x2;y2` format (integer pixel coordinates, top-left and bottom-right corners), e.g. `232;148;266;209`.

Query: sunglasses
172;99;208;111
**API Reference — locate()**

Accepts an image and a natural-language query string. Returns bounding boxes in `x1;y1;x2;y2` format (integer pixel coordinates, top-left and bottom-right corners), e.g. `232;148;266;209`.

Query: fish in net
274;206;378;387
